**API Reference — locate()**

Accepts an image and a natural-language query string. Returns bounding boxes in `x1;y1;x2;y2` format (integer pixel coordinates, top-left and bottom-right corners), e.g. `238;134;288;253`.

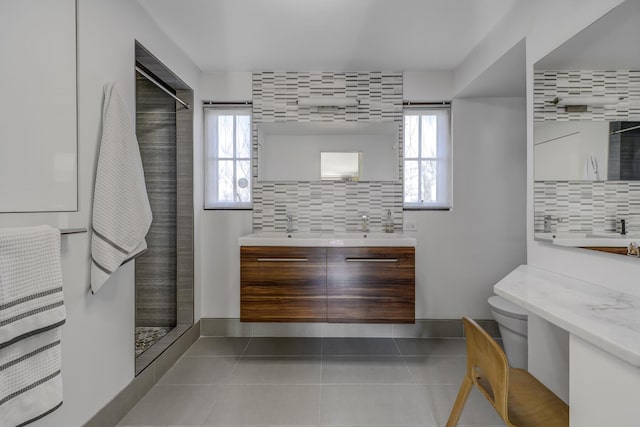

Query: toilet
488;295;528;369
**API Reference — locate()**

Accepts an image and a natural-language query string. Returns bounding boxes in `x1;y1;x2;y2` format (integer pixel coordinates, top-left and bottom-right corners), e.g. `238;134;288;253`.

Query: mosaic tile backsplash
534;181;640;233
534;70;640;233
534;70;640;122
252;72;404;232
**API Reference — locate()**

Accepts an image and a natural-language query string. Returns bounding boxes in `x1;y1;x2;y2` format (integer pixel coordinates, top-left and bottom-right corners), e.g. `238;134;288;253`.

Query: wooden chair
446;317;569;427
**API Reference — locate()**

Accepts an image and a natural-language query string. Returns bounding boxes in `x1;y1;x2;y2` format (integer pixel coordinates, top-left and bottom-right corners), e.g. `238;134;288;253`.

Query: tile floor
119;337;506;427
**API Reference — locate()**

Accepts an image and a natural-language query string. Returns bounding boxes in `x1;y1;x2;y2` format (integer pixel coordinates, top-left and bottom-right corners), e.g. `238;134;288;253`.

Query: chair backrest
462;317;510;421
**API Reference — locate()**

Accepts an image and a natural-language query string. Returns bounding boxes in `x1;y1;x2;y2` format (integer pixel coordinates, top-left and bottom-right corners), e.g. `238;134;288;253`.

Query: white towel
0;225;66;426
582;153;600;180
91;82;152;294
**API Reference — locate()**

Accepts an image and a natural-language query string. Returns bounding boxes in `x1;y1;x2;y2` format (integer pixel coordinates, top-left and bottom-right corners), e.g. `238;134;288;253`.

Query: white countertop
534;231;640;248
238;231;416;247
494;265;640;367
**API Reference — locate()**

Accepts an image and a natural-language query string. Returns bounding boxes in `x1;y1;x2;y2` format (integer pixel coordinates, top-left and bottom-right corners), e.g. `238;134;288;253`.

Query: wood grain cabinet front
240;246;415;323
240;246;327;322
327;247;415;323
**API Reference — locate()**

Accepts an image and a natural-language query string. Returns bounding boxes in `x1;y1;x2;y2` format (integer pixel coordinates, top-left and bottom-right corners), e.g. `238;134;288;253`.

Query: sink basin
239;231;416;247
252;231;321;238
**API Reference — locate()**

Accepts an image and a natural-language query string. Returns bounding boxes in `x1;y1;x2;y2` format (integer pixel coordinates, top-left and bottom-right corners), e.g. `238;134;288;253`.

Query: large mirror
533;0;640;250
0;0;77;212
257;122;399;182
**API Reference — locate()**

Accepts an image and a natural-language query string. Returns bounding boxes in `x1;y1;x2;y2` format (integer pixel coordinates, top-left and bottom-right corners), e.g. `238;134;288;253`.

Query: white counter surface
494;265;640;367
238;231;416;247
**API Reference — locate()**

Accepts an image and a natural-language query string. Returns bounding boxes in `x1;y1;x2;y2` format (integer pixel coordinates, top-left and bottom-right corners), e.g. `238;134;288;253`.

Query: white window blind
403;107;451;209
204;108;252;209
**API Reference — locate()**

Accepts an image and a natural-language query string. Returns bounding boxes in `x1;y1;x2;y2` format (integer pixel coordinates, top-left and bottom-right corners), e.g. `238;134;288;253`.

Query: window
403;107;451;209
204;108;252;209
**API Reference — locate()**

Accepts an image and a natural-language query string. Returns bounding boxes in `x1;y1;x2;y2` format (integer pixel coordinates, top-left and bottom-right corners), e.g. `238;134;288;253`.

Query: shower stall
133;42;194;374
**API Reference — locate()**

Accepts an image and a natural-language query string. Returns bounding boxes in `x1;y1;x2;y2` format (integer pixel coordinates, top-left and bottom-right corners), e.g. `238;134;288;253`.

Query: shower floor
135;326;173;357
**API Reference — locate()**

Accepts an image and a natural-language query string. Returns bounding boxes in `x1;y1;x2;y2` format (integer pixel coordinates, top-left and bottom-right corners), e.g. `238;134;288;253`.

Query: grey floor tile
394;338;467;356
118;384;216;426
320;384;437;426
424;385;506;426
158;356;238;385
228;356;322;384
322;356;413;384
243;337;322;356
202;384;320;426
185;337;250;356
322;337;400;356
404;356;467;385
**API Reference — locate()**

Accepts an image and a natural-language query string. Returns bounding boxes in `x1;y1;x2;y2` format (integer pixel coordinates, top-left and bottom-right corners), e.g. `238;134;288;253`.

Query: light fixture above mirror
550;96;625;112
297;96;359;107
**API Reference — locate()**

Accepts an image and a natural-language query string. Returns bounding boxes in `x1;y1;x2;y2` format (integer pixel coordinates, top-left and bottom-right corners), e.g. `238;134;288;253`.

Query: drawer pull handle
256;258;308;262
345;258;398;263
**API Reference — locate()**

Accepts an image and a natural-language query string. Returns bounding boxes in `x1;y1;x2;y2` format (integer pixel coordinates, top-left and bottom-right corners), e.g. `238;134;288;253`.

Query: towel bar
60;228;87;235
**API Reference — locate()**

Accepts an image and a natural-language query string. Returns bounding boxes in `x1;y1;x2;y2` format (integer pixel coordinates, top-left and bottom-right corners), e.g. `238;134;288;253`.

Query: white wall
201;210;252;318
403;71;453;101
407;97;527;318
200;72;252;101
0;1;201;425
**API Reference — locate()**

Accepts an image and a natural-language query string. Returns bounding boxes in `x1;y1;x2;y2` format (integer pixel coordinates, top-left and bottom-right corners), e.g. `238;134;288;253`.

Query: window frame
402;105;452;210
204;106;253;210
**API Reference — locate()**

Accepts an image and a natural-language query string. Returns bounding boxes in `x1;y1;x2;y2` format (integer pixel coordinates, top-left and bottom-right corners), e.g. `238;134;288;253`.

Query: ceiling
535;0;640;70
137;0;518;72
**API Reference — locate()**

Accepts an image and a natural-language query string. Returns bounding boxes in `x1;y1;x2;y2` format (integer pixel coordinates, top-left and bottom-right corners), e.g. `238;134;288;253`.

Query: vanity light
297;97;359;107
551;96;624;112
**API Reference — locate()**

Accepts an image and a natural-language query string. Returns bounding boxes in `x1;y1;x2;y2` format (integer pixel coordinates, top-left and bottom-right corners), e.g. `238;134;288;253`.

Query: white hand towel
91;82;152;293
0;225;66;426
582;153;600;180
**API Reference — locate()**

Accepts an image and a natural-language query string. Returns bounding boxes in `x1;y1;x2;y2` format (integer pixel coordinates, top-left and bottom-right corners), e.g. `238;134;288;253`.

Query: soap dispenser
383;209;394;233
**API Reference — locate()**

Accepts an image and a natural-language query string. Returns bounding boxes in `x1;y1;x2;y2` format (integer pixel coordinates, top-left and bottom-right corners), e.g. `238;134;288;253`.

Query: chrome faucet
361;214;370;233
543;215;553;233
286;214;294;233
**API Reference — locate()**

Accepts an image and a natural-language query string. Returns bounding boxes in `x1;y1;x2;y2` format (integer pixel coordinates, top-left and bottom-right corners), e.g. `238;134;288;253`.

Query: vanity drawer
240;246;327;322
326;247;415;323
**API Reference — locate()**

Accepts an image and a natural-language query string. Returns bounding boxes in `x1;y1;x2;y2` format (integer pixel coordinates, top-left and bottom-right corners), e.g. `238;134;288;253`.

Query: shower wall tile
136;75;177;328
534;69;640;234
252;72;404;232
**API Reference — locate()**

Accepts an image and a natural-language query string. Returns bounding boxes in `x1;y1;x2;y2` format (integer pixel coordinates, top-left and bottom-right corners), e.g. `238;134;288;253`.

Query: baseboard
200;318;500;339
83;321;200;427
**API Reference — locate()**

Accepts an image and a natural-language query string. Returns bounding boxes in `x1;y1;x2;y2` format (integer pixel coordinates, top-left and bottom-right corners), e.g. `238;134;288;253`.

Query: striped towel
91;82;152;294
0;225;66;426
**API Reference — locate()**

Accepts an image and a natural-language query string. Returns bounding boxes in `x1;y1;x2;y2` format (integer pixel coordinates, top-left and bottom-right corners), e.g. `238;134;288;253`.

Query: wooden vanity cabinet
240;246;327;322
240;245;415;323
327;247;415;323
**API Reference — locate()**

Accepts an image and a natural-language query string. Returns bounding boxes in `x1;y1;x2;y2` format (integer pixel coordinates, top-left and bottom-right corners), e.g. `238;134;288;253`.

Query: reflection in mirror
320;152;362;181
609;122;640;180
533;0;640;252
534;121;640;181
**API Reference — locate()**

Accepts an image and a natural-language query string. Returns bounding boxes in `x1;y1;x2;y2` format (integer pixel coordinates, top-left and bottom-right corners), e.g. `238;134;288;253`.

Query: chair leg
446;375;473;427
